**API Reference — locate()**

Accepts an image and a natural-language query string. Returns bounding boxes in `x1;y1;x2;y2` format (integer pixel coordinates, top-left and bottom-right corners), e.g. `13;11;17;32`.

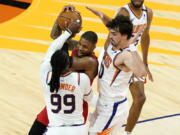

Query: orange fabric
0;5;24;23
97;126;114;135
110;69;120;86
15;0;32;3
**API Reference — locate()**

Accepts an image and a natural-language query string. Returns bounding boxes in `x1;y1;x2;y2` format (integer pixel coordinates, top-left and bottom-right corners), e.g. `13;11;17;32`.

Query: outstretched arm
41;20;81;82
86;6;112;26
50;5;79;50
50;5;76;39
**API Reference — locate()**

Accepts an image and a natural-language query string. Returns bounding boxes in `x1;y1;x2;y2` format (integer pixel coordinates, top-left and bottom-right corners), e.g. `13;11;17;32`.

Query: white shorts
89;98;128;135
44;124;88;135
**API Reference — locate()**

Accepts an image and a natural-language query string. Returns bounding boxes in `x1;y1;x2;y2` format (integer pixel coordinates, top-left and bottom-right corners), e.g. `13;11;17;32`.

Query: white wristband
123;131;132;135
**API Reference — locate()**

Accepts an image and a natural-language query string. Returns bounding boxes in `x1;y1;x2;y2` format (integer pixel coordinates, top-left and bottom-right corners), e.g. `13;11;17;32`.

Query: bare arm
86;6;112;26
71;57;98;81
114;51;147;78
115;7;129;17
50;5;79;50
141;8;153;81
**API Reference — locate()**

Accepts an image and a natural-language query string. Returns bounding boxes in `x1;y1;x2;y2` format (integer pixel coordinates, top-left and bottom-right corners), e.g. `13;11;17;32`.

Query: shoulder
120;50;132;58
84;56;98;65
79;73;90;83
114;50;132;65
146;6;153;19
116;7;130;17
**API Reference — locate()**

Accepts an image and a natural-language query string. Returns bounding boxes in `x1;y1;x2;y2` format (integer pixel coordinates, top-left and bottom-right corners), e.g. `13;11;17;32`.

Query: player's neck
129;3;143;17
117;41;129;50
61;69;71;76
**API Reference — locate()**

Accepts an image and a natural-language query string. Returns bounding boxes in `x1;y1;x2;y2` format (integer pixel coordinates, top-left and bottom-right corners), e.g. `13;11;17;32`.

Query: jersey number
51;94;75;114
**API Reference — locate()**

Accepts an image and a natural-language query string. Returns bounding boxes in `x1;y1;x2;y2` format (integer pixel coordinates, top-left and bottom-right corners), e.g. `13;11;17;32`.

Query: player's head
106;15;133;48
77;31;98;57
131;0;144;8
49;50;70;93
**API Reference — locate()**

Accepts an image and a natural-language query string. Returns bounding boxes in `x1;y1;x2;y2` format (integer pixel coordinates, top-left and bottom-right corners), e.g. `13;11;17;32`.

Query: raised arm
50;5;76;39
50;5;80;50
86;6;112;26
40;20;81;83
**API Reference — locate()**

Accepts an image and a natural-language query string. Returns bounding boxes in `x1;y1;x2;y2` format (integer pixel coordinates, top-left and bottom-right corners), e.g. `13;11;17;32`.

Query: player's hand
86;6;104;18
67;20;81;36
62;5;75;12
145;65;153;82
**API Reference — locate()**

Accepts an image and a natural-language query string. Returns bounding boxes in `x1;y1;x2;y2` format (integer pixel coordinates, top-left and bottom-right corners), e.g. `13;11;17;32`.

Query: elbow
136;66;147;78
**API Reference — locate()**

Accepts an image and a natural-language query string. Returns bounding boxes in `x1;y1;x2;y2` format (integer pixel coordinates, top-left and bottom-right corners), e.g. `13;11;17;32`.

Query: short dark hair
49;50;69;93
106;15;133;39
81;31;98;44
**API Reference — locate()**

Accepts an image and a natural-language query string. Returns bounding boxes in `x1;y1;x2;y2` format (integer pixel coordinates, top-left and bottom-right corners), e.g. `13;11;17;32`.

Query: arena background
0;0;180;134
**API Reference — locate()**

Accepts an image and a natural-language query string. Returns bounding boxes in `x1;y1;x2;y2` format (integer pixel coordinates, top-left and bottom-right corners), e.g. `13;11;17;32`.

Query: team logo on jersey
103;52;112;68
0;0;32;23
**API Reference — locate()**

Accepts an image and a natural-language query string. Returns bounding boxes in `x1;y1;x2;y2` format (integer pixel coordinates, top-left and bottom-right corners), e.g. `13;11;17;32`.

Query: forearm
86;7;111;26
101;14;112;26
50;21;62;39
43;31;71;62
141;33;150;65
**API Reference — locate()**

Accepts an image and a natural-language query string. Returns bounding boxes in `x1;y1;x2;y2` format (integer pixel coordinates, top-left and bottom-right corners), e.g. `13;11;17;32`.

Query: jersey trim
78;73;80;85
110;69;121;86
128;4;143;19
60;71;72;77
102;98;127;131
84;90;92;96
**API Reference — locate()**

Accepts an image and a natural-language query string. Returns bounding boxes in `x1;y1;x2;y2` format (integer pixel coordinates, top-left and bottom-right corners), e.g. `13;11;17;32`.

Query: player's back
44;72;91;126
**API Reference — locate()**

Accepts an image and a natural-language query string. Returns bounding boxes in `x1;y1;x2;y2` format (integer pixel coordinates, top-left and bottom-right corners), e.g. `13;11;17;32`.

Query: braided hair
49;50;70;93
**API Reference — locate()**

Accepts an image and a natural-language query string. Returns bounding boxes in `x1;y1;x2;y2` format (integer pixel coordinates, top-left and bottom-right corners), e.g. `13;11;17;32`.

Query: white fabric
44;124;88;135
116;4;148;49
98;44;132;104
89;99;129;135
40;31;92;135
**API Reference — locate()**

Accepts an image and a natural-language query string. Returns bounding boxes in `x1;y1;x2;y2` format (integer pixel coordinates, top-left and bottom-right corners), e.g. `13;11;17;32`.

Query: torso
98;44;133;104
44;72;87;126
120;4;148;47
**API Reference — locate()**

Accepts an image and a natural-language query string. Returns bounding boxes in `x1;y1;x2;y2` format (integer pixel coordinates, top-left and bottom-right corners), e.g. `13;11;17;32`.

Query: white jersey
116;4;148;50
98;44;133;104
40;31;92;127
44;72;92;126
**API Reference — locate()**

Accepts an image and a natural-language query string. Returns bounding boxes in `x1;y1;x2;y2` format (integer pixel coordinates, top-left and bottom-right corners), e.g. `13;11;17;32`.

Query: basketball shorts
44;124;88;135
89;98;128;135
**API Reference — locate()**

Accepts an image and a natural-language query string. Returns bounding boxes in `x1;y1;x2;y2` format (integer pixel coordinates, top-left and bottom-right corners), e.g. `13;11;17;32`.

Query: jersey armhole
113;52;122;70
78;73;80;85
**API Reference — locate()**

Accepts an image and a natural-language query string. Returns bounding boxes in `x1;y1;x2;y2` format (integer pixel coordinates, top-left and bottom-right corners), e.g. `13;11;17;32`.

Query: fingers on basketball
57;10;82;33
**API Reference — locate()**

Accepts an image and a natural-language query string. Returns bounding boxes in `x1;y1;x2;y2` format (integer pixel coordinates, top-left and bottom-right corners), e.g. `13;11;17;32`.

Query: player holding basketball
28;5;99;135
86;0;153;134
40;22;92;135
88;15;147;135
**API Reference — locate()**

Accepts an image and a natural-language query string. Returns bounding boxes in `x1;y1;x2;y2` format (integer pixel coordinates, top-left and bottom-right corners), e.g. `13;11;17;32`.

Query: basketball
57;10;82;31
